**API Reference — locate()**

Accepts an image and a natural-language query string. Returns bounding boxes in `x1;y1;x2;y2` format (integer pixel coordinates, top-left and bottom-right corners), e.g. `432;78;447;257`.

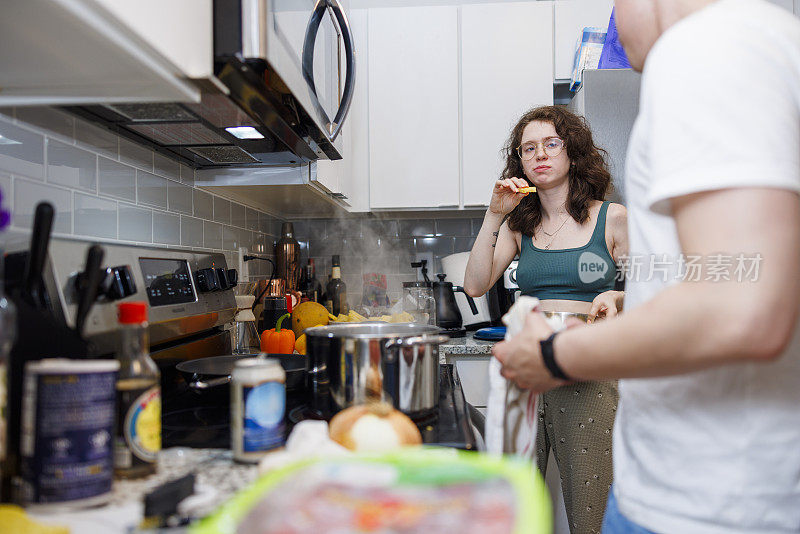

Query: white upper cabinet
554;0;614;80
338;8;370;213
0;0;200;106
313;8;370;213
461;2;554;207
368;6;460;209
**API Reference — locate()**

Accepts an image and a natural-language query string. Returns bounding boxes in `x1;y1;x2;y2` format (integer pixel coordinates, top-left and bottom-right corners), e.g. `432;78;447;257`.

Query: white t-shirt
617;1;800;533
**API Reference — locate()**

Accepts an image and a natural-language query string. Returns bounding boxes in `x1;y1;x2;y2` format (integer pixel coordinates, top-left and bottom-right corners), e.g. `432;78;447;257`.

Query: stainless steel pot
305;323;449;418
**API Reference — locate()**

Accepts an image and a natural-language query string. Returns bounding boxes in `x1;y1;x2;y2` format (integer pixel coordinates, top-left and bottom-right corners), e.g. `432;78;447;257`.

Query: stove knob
226;269;238;286
215;268;230;290
104;265;137;300
194;267;220;293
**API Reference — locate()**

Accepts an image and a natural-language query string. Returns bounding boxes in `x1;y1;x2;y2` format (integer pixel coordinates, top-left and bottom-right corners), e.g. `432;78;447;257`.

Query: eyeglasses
516;137;565;161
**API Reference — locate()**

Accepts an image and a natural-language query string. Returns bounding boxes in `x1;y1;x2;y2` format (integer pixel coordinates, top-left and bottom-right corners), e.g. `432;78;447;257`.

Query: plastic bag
569;27;607;92
598;8;632;69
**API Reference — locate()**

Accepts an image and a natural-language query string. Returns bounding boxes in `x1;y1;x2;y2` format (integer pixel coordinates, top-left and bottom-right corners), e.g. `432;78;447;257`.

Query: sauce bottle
114;302;161;479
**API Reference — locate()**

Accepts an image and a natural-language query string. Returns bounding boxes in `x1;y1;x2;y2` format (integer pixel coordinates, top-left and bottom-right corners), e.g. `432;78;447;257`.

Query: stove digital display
139;258;196;306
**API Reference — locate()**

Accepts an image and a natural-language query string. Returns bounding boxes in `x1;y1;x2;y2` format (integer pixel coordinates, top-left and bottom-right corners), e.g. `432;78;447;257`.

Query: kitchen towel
486;297;562;461
486;296;540;459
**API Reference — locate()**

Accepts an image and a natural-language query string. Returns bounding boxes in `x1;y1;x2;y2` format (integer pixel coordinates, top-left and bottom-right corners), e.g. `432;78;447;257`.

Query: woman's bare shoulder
607;202;628;222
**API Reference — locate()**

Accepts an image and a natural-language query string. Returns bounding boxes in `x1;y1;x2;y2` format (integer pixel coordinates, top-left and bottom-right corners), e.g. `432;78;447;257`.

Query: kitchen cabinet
0;0;200;106
554;0;614;81
461;2;554;207
367;6;460;209
313;9;370;213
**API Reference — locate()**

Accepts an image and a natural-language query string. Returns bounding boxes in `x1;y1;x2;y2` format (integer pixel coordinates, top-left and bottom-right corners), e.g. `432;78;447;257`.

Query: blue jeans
602;486;657;534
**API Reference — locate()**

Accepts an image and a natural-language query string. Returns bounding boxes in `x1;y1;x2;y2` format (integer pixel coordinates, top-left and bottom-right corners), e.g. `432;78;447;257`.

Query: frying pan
176;354;306;393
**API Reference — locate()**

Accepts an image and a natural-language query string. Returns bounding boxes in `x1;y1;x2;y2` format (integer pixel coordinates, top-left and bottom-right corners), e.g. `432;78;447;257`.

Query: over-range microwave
215;0;355;160
68;0;355;168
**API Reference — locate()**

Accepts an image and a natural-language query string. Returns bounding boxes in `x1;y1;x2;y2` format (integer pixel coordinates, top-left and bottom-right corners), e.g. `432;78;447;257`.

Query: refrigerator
568;68;642;205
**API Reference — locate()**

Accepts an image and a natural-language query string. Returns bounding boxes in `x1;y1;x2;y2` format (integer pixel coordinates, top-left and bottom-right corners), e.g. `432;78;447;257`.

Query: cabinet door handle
301;0;356;141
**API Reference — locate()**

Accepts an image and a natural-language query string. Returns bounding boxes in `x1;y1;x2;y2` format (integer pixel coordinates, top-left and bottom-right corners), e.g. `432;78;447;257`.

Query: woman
464;106;627;534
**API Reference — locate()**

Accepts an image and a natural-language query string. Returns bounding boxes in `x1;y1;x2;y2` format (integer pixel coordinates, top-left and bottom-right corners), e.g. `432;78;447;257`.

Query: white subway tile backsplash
74;193;117;239
213;197;231;224
204;221;223;249
98;157;136;202
223;225;239;251
258;214;270;234
153;211;180;245
245;208;259;231
231;203;246;228
193;189;213;219
137;171;168;209
0;120;45;180
16;107;75;142
167;180;193;215
120;137;153;171
13;178;72;234
154;153;180;181
119;204;153;242
75;120;118;159
179;164;195;186
1;107;285;266
238;228;253;251
181;215;204;247
47;139;97;192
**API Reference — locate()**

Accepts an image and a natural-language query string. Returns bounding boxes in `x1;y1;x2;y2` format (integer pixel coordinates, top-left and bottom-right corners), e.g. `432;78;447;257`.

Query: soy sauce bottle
114;302;161;479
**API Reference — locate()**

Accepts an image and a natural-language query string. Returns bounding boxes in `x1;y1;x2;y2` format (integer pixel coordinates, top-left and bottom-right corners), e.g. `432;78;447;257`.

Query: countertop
28;448;257;533
440;331;496;358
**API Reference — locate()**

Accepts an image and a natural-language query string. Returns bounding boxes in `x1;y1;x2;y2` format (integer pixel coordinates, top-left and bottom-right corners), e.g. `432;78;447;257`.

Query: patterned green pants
535;380;619;534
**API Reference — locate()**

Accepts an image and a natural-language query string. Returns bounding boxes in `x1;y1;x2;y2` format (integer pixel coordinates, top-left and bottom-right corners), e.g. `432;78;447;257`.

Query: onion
329;403;422;452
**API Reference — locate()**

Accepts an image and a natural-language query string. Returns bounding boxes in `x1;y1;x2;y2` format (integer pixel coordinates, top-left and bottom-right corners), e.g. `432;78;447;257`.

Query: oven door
243;0;355;156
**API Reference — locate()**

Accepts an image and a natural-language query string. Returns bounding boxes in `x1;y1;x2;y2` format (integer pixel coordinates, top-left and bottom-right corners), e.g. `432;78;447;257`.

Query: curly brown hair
504;106;611;236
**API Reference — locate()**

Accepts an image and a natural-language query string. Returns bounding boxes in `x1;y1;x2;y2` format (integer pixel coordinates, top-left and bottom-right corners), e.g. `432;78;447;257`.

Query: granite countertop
439;331;496;357
29;448;258;533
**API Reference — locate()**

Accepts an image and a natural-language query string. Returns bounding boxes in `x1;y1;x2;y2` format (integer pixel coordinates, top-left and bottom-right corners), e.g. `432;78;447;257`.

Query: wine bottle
300;259;323;303
324;255;348;316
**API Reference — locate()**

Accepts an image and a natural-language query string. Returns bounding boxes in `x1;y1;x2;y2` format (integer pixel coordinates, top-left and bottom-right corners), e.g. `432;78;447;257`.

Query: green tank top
516;201;616;303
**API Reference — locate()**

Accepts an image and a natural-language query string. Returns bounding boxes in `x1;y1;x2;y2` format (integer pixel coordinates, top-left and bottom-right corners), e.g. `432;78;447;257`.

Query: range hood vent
106;103;197;122
187;146;259;164
65;57;338;168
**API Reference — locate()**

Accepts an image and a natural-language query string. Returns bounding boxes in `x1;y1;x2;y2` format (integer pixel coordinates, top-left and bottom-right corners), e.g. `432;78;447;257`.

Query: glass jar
401;282;436;325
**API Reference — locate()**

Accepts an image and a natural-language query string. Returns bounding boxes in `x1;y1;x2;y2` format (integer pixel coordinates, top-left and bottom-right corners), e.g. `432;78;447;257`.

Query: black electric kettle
432;274;477;337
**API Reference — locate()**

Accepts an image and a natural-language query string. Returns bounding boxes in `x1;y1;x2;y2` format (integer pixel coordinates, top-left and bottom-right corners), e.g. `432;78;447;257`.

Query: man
492;1;800;532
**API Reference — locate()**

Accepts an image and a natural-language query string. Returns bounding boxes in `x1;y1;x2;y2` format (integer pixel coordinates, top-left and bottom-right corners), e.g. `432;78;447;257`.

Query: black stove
162;364;477;451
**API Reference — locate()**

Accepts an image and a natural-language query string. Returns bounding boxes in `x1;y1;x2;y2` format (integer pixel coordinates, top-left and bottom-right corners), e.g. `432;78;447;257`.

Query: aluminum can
19;359;119;510
231;358;286;463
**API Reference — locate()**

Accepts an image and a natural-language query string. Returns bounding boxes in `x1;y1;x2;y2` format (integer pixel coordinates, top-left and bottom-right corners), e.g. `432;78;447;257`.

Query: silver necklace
541;216;570;250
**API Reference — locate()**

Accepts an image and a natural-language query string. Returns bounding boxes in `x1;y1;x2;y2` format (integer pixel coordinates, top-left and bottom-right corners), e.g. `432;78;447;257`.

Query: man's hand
492;311;568;393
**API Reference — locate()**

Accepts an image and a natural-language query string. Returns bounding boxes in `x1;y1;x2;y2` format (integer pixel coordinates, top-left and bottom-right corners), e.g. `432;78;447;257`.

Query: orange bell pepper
260;313;295;354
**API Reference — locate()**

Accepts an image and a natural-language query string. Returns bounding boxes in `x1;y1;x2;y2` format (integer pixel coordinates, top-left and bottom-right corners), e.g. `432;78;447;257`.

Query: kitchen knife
75;244;105;337
22;202;54;309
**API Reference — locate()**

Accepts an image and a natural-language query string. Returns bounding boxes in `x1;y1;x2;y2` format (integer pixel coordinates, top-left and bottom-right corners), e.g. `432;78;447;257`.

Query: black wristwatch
540;332;570;380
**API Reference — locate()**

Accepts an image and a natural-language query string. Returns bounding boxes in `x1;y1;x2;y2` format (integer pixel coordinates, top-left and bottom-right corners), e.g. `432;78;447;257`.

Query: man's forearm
557;281;777;380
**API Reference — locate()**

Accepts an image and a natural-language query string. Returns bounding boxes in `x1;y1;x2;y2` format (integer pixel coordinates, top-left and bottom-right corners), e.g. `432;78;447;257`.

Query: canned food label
21;369;116;504
243;382;285;452
123;386;161;463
